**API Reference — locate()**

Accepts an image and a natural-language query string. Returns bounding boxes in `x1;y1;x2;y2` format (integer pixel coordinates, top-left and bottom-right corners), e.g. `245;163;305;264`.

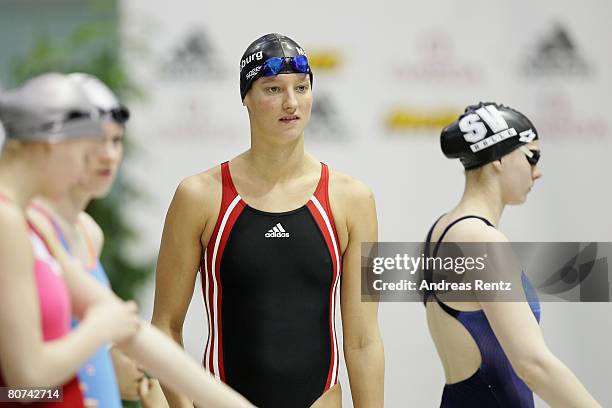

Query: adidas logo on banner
309;93;347;141
160;29;226;80
265;223;290;238
523;25;590;77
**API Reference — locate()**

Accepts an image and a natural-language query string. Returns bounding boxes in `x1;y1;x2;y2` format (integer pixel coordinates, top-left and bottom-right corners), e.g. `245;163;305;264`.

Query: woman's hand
111;347;144;400
84;300;140;344
139;377;170;408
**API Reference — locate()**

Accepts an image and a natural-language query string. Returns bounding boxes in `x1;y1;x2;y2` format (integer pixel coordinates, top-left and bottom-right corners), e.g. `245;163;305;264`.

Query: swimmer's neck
240;134;314;182
37;189;89;225
0;155;42;208
453;181;504;227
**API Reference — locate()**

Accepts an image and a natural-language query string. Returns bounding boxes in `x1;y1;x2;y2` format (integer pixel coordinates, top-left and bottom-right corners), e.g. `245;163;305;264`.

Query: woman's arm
119;323;254;408
339;178;385;408
476;228;601;407
0;207;139;388
151;177;217;407
56;258;254;408
32;196;254;408
484;302;600;406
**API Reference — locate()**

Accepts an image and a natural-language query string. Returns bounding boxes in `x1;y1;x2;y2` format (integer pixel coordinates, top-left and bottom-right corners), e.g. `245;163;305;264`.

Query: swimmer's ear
491;158;503;172
242;92;251;107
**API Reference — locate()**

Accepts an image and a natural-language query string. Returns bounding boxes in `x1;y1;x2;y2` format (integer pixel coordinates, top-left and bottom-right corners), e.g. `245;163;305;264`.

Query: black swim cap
239;33;313;101
441;102;539;170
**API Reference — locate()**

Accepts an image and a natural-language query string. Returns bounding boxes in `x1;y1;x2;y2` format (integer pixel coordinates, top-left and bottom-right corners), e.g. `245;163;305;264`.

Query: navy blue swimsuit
424;215;541;408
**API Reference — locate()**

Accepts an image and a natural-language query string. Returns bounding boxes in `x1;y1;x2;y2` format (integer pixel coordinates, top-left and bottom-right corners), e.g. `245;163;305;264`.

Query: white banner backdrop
120;0;612;406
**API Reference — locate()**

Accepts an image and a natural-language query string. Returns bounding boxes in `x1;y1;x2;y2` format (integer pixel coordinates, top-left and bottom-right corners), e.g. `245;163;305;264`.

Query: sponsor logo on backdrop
305;50;347;142
307;51;342;72
308;92;347;141
522;24;592;78
160;29;227;80
534;91;608;140
384;106;460;133
156;93;240;141
392;30;482;83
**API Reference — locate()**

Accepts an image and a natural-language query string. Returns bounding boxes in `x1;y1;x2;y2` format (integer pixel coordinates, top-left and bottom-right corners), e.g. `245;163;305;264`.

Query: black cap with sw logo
239;33;313;101
441;102;539;170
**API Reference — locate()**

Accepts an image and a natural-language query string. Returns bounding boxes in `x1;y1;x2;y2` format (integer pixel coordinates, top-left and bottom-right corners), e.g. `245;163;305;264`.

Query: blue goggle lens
292;55;310;73
262;56;310;77
262;57;284;76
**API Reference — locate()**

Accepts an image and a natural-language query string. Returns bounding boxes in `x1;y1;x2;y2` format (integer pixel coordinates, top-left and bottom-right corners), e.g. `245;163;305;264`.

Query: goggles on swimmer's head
261;55;311;77
519;146;540;166
101;105;130;124
33;108;102;140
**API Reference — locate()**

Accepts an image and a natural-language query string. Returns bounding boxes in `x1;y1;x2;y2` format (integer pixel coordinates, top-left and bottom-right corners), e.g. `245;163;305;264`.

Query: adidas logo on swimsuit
265;223;290;238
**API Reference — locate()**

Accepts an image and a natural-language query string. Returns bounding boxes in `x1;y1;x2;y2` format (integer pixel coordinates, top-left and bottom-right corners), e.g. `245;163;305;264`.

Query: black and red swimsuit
200;161;342;407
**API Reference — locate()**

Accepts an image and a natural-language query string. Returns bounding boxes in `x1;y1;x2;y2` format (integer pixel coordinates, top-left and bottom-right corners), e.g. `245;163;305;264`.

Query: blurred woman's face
78;121;124;199
500;141;542;205
38;138;97;199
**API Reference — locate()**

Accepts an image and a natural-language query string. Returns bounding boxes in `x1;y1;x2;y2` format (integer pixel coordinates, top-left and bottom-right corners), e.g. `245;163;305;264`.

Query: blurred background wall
1;0;611;405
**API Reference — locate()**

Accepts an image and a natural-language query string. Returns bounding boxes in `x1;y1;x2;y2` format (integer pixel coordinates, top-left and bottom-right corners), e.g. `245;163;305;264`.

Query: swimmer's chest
220;205;333;290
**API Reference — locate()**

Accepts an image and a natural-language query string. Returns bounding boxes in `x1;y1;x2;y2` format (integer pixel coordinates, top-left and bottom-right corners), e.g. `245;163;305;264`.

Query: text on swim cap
469;127;536;153
240;51;264;72
279;40;306;56
459;105;509;143
469;128;517;153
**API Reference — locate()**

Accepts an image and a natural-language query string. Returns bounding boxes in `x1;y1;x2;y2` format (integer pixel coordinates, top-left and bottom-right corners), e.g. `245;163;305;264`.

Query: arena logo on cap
240;51;263;72
460;105;520;153
519;129;537;143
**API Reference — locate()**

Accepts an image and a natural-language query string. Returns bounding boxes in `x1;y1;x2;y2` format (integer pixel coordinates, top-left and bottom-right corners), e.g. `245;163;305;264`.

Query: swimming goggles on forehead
261;55;311;77
38;109;100;132
100;105;130;124
519;146;541;166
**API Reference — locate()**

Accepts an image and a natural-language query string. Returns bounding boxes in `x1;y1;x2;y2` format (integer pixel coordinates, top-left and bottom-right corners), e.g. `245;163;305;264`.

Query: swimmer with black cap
153;33;384;408
0;73;254;408
422;102;600;406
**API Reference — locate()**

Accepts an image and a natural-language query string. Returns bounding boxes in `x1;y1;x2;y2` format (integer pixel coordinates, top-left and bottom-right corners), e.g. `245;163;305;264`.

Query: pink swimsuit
29;230;72;340
0;195;84;407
